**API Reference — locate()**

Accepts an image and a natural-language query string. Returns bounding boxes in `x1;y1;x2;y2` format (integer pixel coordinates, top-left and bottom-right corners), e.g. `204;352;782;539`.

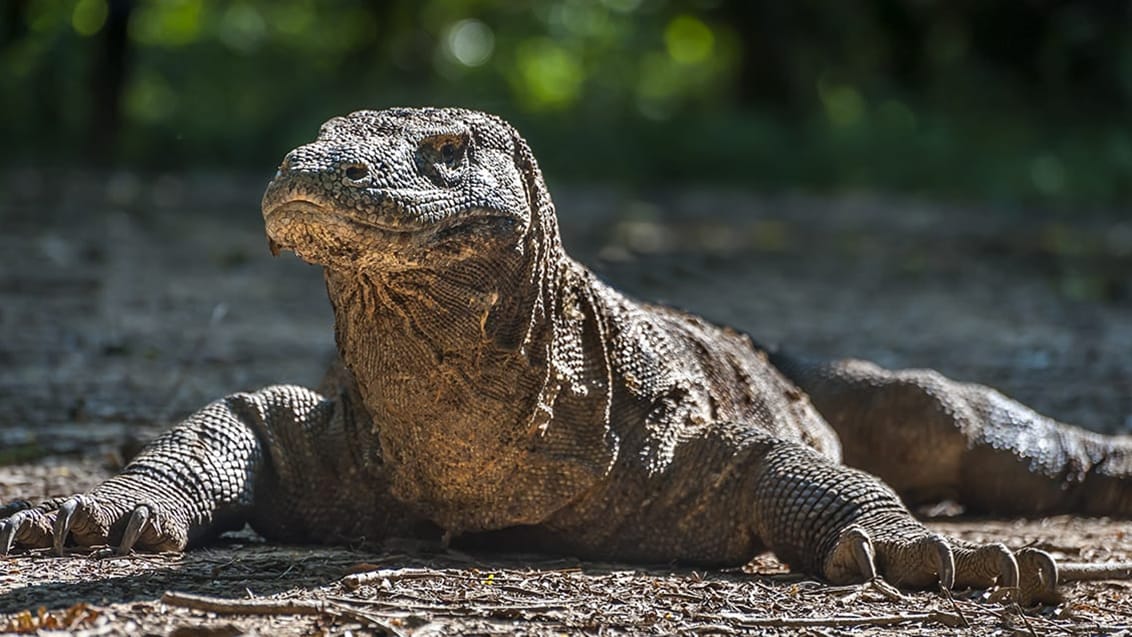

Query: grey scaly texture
4;108;1130;606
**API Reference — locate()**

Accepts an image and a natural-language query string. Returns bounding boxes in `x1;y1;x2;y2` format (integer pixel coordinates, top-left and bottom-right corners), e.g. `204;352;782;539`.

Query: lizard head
262;107;555;273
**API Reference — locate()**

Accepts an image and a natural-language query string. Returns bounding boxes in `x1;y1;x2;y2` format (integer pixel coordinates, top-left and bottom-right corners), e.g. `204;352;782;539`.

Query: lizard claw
821;524;1059;603
916;533;957;591
840;530;1060;604
53;496;82;555
825;525;877;583
845;526;878;581
118;504;153;555
0;501;57;554
0;519;16;555
1016;547;1061;605
825;526;956;590
953;541;1020;591
2;488;191;555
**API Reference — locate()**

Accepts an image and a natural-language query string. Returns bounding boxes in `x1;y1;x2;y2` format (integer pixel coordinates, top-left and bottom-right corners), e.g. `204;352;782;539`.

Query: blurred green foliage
2;0;1130;207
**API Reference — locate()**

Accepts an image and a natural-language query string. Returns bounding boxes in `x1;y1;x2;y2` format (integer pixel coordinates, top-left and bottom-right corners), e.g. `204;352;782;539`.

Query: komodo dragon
2;108;1130;604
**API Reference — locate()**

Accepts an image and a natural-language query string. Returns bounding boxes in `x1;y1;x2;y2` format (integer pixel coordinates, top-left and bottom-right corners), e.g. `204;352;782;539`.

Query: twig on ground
835;578;905;604
690;623;740;635
1059;562;1132;581
940;587;970;628
341;567;458;590
161;590;406;637
328;594;573;615
717;610;966;629
1012;603;1039;637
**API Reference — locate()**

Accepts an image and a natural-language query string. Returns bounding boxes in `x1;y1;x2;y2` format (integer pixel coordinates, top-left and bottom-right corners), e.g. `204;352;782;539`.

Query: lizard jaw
263;198;523;272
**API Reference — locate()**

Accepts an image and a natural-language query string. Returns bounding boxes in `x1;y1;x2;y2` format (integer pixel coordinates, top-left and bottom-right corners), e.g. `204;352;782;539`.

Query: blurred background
3;0;1131;207
2;1;1131;452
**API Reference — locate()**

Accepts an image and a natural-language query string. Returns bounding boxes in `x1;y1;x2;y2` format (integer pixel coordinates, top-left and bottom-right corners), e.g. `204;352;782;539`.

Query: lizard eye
343;163;369;182
440;142;458;166
416;134;469;184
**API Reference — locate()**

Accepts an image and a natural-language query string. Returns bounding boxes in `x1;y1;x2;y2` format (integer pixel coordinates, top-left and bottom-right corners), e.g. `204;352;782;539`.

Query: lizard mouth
265;197;516;237
262;196;521;269
264;197;418;234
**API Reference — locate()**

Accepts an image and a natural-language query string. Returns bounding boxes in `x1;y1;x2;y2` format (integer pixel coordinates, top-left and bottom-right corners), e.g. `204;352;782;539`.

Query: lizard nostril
343;163;369;183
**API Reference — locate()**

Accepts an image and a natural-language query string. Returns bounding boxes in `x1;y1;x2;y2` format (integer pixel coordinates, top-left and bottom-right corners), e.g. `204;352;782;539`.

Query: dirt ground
1;169;1131;635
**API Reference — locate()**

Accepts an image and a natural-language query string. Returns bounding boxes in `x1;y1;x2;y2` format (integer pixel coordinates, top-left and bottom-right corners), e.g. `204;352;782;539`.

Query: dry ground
1;170;1131;635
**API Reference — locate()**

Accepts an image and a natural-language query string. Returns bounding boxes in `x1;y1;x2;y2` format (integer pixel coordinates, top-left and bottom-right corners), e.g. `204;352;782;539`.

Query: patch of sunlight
664;15;714;65
446;19;494;67
219;3;267;53
130;0;204;47
516;39;584;109
817;75;865;128
550;1;610;38
71;0;108;37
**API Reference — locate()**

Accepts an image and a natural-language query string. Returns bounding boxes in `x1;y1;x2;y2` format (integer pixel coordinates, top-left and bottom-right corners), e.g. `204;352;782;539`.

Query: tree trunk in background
1;0;29;45
88;0;133;163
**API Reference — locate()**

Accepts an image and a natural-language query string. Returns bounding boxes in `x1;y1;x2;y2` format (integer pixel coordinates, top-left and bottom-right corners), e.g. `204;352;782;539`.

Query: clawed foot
1;492;188;556
823;525;1060;605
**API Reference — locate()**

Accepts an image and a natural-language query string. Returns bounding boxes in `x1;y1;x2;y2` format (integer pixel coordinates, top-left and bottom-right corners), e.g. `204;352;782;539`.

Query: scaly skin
3;108;1129;605
769;354;1132;516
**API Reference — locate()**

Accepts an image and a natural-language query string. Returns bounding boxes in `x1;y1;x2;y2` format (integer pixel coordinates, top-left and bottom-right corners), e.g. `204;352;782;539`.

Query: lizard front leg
1;384;407;554
745;434;1060;603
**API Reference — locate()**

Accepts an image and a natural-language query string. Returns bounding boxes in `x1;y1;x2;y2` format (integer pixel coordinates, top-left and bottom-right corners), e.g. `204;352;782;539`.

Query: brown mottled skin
3;108;1130;604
